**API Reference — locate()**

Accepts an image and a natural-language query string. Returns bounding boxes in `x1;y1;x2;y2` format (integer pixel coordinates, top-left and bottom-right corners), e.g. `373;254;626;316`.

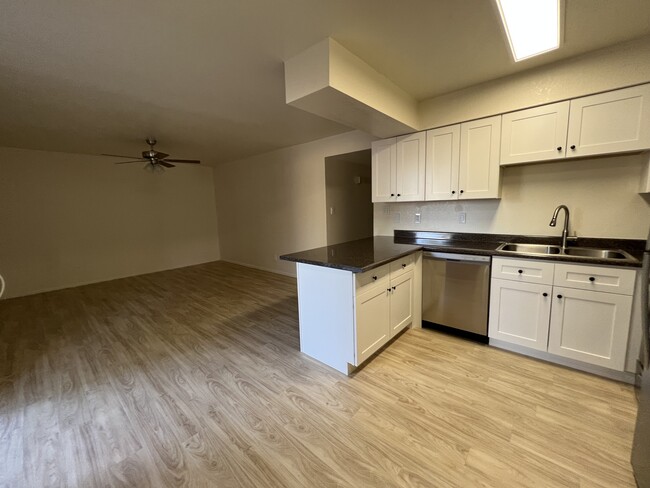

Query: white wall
0;147;220;298
374;154;650;239
419;36;650;130
214;130;375;276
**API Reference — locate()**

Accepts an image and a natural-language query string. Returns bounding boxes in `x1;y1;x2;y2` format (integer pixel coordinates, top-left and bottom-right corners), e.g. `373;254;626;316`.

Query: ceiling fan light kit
102;138;201;172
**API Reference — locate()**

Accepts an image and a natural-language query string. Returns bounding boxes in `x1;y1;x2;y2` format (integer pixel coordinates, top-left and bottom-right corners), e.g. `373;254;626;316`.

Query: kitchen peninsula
281;237;423;374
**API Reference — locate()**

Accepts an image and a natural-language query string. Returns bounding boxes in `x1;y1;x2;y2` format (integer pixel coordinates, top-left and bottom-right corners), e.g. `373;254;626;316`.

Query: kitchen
2;1;650;487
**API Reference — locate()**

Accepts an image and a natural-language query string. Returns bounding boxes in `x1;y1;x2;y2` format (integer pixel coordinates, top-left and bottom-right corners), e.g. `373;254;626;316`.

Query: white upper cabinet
459;115;502;199
500;101;570;165
425;116;501;201
371;133;425;203
425;125;460;200
371;138;396;202
566;84;650;158
500;83;650;165
395;132;426;201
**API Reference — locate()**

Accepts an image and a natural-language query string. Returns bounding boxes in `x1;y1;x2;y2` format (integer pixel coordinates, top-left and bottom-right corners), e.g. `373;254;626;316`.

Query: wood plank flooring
0;261;638;487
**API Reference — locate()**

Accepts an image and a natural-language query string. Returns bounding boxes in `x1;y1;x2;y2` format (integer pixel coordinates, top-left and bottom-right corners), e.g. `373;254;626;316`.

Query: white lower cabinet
355;282;390;365
389;270;414;336
296;252;421;375
489;257;636;372
355;269;414;365
548;287;632;370
489;279;551;351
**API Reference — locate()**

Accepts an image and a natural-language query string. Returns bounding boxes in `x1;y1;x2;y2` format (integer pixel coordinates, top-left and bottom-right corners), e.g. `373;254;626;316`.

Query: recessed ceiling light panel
496;0;560;62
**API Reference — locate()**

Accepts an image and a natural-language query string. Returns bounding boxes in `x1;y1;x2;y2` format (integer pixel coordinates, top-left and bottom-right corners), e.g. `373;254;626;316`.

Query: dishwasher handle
423;251;490;264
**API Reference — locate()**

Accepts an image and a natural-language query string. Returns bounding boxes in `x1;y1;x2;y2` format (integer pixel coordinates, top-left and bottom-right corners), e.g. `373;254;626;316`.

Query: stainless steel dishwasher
422;251;490;341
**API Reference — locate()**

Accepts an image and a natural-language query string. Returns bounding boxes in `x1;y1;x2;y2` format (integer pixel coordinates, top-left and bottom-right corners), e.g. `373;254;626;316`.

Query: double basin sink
496;242;635;262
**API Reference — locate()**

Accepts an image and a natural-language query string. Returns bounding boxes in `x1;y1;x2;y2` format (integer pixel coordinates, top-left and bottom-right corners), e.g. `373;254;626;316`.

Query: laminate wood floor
0;261;638;487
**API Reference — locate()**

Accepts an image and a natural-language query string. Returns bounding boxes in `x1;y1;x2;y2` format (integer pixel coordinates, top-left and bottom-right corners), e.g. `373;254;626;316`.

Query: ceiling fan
102;137;200;172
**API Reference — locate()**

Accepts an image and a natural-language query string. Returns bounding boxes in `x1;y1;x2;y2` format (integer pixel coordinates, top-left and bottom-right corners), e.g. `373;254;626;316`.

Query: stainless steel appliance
632;227;650;487
422;251;490;341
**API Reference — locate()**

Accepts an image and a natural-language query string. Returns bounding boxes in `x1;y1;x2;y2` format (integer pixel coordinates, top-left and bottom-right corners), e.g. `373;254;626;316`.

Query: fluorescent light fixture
496;0;560;62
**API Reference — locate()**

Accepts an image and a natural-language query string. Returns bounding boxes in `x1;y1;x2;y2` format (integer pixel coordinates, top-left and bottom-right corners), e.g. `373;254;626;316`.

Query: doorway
325;149;373;245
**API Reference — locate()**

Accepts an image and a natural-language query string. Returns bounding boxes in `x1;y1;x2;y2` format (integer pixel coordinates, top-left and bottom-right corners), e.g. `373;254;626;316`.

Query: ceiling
1;0;650;165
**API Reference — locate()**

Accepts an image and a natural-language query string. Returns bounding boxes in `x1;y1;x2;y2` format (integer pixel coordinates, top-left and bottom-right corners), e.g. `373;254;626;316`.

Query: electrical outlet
383;206;390;215
458;212;466;224
415;213;421;224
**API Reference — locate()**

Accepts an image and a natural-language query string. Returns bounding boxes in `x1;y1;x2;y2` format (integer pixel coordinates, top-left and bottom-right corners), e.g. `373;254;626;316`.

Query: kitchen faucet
549;205;571;249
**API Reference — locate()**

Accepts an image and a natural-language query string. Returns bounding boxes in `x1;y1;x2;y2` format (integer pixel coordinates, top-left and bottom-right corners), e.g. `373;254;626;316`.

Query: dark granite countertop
279;236;422;273
281;232;644;272
396;230;644;268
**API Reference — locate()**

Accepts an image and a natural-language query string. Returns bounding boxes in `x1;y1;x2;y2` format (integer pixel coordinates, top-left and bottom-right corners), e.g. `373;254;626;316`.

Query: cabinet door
566;83;650;158
488;278;551;351
459;115;502;199
425;125;460;201
395;132;426;202
548;287;632;371
355;285;390;365
371;138;396;202
500;102;569;165
389;270;414;337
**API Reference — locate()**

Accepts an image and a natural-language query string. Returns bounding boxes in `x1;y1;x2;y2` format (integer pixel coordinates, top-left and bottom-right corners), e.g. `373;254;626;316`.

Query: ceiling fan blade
102;153;140;159
115;159;147;164
158;161;175;168
153;151;169;159
163;158;201;164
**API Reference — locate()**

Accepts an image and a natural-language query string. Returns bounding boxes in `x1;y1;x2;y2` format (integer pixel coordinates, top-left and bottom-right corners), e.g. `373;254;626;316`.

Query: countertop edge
280;245;423;273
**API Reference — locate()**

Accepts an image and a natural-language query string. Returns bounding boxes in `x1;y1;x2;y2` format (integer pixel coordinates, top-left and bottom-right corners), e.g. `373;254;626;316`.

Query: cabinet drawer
389;253;415;276
491;257;554;285
355;264;390;293
553;263;636;295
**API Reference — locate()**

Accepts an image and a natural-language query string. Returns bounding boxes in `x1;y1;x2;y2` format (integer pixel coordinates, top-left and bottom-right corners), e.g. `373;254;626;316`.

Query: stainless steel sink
496;242;635;262
498;243;561;255
561;247;630;259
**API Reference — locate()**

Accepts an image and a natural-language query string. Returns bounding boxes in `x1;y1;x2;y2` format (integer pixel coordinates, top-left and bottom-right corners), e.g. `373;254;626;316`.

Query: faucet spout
549;205;570;249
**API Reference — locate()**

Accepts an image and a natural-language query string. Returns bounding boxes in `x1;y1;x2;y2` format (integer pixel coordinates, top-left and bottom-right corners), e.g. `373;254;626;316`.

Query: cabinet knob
397;193;401;197
372;276;377;281
451;190;456;194
517;269;523;274
460;190;464;194
543;292;548;297
392;286;396;291
570;145;576;150
402;263;406;268
556;146;562;151
387;288;391;293
557;294;563;299
589;277;595;282
390;193;395;196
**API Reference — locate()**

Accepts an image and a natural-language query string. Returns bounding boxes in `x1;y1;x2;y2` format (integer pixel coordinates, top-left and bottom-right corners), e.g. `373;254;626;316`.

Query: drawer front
389;253;415;276
491;257;554;285
553;263;636;295
355;263;390;293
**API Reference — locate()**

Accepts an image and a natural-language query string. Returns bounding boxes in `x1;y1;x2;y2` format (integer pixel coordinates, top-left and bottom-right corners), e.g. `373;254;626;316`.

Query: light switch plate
415;213;421;224
458;212;466;224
